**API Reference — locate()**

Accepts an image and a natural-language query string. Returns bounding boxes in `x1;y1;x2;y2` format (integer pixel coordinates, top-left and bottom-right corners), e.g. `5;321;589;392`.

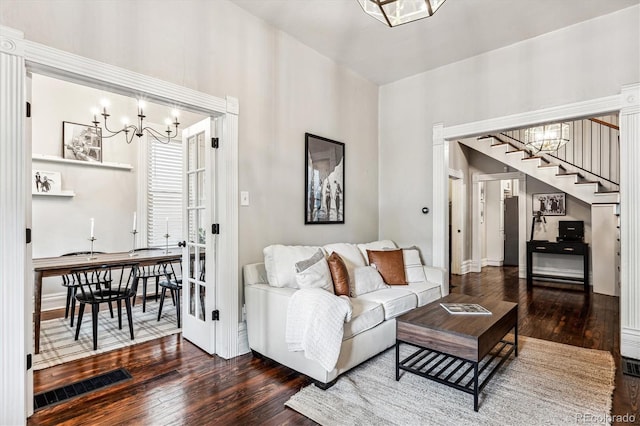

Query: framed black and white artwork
533;192;566;216
62;121;102;162
32;170;62;195
305;133;344;224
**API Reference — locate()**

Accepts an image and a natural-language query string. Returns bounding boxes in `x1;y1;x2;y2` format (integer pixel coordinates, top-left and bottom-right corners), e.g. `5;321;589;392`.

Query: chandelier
91;99;180;144
523;122;571;154
357;0;447;27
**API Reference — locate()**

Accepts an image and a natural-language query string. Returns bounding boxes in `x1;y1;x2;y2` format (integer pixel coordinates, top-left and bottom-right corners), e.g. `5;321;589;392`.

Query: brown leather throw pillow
367;249;407;285
327;252;350;296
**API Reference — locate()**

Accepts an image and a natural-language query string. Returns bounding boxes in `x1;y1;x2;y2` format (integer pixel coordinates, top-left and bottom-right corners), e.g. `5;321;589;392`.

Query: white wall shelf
32;154;133;170
32;190;75;197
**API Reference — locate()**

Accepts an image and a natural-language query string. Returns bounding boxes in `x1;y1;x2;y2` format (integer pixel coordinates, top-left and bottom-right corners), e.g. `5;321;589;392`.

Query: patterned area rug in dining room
286;336;616;426
34;302;180;370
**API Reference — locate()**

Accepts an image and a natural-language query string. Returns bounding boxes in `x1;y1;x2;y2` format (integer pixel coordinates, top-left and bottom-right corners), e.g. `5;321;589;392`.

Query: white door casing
433;83;640;360
0;24;239;422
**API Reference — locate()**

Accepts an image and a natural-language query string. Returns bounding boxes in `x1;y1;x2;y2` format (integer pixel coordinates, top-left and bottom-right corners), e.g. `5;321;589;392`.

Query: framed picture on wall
305;133;345;224
62;121;102;162
533;192;566;216
32;170;62;195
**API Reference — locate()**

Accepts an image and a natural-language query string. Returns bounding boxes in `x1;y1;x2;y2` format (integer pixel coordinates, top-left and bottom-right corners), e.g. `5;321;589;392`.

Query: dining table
32;249;182;354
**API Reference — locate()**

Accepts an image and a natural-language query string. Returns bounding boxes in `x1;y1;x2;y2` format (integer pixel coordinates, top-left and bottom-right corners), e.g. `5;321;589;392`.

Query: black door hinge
212;310;220;321
27;353;32;371
26;228;31;244
212;224;220;234
26;102;31;118
211;137;219;149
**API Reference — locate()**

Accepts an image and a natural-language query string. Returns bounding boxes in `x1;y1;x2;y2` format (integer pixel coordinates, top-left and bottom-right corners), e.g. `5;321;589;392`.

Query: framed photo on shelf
533;192;566;216
305;133;344;224
62;121;102;162
32;170;62;195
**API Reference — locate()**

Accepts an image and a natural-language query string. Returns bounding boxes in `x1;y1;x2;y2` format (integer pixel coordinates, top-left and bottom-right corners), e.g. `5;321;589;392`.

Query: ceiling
230;0;639;85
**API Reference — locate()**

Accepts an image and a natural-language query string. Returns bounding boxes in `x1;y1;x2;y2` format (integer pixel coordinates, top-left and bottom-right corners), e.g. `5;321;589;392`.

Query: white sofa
243;240;445;388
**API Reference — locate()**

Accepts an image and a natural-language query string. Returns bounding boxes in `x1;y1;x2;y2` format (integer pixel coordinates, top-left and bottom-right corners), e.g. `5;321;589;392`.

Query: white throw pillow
403;247;427;283
295;251;335;293
356;240;397;265
263;244;322;288
352;266;389;297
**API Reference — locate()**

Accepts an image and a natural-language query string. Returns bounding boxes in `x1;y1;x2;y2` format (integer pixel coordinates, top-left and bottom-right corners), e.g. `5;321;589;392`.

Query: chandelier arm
100;114;128;136
142;126;178;144
142;127;176;143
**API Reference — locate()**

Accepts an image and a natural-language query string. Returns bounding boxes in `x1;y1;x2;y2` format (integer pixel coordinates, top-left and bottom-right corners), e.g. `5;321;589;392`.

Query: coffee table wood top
396;294;517;361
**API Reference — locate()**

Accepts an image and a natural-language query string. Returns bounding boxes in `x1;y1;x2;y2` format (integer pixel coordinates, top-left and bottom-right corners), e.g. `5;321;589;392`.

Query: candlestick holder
164;233;170;254
129;230;139;256
87;237;97;260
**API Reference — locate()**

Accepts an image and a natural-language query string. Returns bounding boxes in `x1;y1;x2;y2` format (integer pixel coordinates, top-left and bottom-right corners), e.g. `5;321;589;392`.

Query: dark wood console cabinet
526;241;589;292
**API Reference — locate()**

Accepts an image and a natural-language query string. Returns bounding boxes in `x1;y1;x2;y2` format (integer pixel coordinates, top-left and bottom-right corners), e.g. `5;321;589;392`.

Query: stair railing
498;117;619;192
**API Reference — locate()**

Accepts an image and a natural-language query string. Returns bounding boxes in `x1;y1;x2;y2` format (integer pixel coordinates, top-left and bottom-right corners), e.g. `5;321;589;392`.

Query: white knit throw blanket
285;288;353;372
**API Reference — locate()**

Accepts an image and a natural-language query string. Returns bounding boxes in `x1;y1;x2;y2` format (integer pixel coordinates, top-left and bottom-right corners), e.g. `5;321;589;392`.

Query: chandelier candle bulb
90;218;95;238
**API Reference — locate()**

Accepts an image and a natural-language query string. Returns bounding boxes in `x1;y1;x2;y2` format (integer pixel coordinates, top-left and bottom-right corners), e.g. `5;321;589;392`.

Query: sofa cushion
357;287;417;320
352;266;389;297
295;250;335;293
323;243;366;289
367;249;407;285
403;248;427;283
343;298;385;340
406;280;442;307
264;244;322;288
327;252;350;296
356;240;397;265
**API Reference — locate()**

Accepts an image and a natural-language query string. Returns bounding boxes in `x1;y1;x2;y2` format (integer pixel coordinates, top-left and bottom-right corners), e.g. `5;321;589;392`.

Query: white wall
380;6;640;263
1;1;380;310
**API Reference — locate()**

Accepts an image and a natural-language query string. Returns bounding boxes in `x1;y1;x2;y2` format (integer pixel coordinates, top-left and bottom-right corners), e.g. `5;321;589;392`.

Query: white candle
166;217;169;235
90;218;95;238
132;212;137;232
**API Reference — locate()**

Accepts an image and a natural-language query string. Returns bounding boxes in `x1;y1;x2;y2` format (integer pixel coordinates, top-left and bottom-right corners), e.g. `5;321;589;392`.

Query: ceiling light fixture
91;99;180;144
523;122;571;154
357;0;446;27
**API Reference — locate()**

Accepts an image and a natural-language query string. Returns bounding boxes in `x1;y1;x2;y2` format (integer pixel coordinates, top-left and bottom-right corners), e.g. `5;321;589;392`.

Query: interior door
182;117;216;354
503;196;519;266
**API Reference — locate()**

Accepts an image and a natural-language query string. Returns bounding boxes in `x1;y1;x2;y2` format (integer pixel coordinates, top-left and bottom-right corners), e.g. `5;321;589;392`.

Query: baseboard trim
485;260;504;267
238;321;250;355
621;327;640;359
460;260;473;275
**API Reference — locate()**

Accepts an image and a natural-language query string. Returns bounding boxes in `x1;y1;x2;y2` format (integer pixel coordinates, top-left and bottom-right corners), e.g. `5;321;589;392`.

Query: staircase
458;135;620;205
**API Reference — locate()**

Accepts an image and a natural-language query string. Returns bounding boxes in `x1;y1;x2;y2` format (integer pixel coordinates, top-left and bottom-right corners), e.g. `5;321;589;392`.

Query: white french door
181;117;216;354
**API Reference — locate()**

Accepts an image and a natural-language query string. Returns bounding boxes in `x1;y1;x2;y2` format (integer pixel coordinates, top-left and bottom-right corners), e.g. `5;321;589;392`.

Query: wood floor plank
29;266;639;425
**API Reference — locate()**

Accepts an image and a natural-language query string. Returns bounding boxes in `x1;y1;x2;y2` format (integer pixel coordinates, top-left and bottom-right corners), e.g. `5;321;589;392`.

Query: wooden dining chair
71;263;139;350
60;251;106;327
157;260;182;328
131;247;164;312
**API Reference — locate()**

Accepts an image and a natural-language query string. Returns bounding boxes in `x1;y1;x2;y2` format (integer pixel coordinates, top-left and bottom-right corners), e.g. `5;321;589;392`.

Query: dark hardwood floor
29;267;639;425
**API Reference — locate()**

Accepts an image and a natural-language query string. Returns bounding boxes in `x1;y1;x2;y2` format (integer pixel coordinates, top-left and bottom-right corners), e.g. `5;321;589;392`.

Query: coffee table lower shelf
395;339;517;412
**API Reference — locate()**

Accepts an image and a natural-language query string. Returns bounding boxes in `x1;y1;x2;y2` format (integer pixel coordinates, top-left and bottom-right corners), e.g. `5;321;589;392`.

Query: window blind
147;140;183;247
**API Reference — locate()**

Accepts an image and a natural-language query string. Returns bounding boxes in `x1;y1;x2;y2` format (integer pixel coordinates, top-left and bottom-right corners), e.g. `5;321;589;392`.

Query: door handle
178;241;186;247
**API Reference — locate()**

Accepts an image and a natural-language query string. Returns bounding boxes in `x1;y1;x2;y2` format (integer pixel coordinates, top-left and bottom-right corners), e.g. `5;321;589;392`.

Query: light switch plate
240;191;249;206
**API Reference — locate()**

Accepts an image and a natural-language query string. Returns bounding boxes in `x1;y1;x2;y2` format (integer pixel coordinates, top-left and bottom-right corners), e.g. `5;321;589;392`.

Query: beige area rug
285;336;615;425
34;301;180;370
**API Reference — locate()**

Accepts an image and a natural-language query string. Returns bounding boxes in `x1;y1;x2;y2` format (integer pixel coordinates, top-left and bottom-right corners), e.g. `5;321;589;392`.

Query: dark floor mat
34;368;132;410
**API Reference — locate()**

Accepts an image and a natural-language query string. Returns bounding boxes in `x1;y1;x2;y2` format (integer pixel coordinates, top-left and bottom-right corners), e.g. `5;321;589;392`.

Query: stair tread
595;190;620;194
575;180;600;185
490;143;509;148
556;172;580;176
